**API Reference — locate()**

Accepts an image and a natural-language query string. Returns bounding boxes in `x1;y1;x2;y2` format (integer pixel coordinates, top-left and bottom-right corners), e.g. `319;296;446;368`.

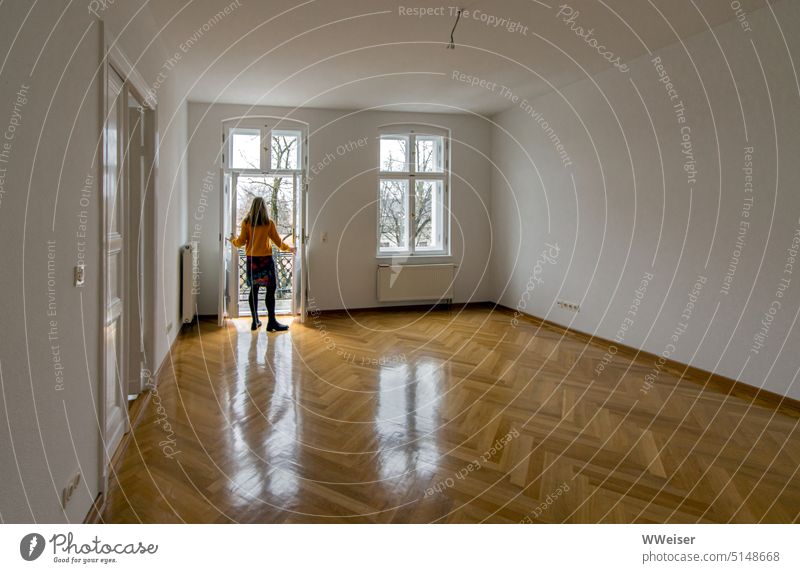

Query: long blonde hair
243;197;270;227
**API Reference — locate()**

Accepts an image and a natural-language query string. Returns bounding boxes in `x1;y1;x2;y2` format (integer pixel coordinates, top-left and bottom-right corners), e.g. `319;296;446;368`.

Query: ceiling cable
446;8;462;49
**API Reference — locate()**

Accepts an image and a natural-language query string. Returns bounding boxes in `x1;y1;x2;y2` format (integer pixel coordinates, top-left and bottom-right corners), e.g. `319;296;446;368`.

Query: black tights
248;283;277;324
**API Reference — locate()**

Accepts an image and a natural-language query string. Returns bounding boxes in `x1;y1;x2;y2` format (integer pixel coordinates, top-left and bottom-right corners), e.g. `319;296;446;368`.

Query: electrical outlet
61;471;81;509
74;265;85;287
557;300;580;312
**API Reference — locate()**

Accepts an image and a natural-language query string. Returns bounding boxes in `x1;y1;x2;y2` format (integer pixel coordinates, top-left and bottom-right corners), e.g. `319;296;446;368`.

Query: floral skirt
245;255;275;288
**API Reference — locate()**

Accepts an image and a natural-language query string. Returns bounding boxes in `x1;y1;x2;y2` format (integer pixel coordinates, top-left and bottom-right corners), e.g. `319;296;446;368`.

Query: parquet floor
102;306;800;523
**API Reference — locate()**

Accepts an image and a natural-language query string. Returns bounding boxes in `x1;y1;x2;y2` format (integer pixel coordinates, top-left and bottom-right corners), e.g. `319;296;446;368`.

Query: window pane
271;131;300;170
266;176;295;241
379;179;409;251
416;136;443;173
380;136;408;172
414;180;443;251
230;129;261;170
235;176;294;246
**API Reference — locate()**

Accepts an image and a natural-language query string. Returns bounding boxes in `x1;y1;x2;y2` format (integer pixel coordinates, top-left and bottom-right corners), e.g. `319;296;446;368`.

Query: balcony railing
238;250;293;306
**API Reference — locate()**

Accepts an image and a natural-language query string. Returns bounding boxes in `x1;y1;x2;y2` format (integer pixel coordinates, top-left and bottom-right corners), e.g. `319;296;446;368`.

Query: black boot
265;284;288;332
248;286;261;330
266;321;289;332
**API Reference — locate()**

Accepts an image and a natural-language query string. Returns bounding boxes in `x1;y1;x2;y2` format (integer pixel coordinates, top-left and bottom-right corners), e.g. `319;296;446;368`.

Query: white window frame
377;125;450;257
226;127;262;172
223;123;303;176
270;129;303;174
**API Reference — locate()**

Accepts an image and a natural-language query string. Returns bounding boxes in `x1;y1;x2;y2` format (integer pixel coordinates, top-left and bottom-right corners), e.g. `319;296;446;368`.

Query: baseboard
311;300;494;317
493;304;800;417
83;492;104;524
86;331;182;523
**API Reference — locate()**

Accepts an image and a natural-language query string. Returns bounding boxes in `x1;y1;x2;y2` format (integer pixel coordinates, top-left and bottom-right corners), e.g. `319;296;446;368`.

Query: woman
227;197;295;332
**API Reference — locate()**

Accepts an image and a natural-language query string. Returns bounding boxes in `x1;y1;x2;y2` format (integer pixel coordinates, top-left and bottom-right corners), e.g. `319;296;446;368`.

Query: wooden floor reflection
103;307;800;523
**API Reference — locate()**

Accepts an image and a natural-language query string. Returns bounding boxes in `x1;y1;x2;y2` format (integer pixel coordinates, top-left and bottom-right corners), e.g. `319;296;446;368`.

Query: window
380;136;409;172
378;128;448;255
234;175;294;240
271;130;300;171
227;126;302;173
379;179;409;251
229;128;261;170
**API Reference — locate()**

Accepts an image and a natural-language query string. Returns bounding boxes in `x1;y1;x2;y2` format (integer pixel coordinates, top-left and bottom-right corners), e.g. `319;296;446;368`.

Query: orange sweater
232;220;291;256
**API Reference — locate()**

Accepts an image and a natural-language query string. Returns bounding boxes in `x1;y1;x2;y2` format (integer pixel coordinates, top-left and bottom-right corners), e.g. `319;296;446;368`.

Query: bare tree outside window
232;132;299;246
379;179;408;249
378;133;444;253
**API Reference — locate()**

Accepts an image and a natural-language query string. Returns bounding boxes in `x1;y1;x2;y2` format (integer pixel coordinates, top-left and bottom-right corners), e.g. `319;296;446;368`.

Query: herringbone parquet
102;306;800;523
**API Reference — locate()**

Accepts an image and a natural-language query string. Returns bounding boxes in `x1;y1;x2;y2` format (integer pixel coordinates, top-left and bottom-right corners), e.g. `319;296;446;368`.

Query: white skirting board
377;264;455;303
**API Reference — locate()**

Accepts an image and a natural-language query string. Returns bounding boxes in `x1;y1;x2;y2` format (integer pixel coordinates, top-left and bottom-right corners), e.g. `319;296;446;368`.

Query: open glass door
220;119;307;324
218;170;237;325
292;171;308;321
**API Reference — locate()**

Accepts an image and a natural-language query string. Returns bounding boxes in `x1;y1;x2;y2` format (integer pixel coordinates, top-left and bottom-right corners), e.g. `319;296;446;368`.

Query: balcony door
218;119;308;324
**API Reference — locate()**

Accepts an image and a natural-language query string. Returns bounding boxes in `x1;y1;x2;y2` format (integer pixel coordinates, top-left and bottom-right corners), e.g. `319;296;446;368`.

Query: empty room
1;0;799;569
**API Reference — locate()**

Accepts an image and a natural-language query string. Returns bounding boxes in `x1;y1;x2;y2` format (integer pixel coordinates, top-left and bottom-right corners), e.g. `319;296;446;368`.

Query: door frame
98;21;157;492
218;116;309;324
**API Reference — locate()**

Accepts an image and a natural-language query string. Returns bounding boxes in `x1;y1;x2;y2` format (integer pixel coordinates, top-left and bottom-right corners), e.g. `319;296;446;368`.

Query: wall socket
74;265;85;287
557;300;580;312
61;471;81;509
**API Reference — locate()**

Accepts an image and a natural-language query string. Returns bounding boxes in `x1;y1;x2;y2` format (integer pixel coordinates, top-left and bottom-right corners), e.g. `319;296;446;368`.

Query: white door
219;171;241;323
104;67;129;455
229;173;240;319
292;172;308;321
126;99;145;394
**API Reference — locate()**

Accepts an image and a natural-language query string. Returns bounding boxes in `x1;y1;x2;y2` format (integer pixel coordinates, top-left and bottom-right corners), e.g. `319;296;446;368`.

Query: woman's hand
226;233;235;243
289;246;297;254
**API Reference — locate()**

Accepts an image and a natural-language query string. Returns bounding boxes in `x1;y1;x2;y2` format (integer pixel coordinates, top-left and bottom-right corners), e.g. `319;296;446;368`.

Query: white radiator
377;264;455;303
181;244;196;324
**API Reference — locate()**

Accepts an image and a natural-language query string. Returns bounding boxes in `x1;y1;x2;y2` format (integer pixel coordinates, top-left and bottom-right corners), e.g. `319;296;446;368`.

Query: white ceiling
137;0;774;114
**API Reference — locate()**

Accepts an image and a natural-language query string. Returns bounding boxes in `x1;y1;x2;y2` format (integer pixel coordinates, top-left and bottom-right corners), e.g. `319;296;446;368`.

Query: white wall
0;3;187;522
490;0;800;400
0;3;104;524
153;81;189;366
187;103;493;314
